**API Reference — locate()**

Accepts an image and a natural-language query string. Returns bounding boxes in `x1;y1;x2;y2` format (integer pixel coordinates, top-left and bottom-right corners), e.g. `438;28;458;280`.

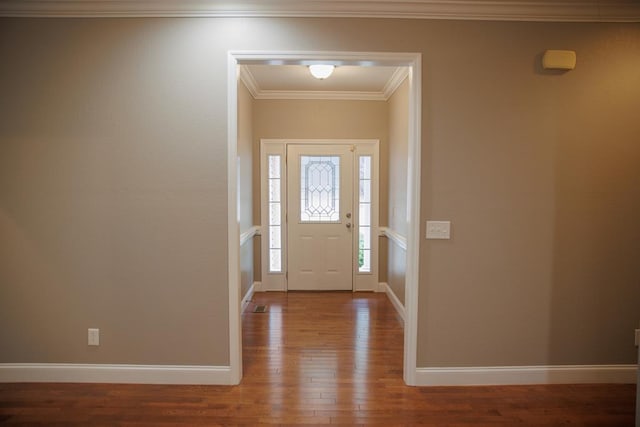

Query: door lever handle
346;223;352;228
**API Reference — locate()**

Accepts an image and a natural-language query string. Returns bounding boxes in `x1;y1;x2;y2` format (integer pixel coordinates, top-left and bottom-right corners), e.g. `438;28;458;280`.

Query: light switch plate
426;221;451;239
88;328;100;346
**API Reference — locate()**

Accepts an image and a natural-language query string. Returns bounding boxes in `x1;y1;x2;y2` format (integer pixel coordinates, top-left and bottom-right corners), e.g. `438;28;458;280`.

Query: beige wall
387;78;409;237
240;240;254;301
238;81;254;299
0;18;230;365
238;81;254;234
386;78;410;304
547;31;640;365
1;17;638;369
417;22;640;367
252;98;390;282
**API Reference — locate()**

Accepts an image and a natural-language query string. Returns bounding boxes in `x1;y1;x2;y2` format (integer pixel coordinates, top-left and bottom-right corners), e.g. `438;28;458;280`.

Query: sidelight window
358;156;372;273
268;155;282;273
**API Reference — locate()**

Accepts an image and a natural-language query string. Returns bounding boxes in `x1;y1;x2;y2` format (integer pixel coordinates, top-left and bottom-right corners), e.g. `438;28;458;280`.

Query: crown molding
253;90;388;101
239;64;405;101
238;66;260;99
383;67;410;100
0;0;639;22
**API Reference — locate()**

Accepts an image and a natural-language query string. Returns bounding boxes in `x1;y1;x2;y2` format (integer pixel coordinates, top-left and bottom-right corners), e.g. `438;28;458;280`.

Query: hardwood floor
0;291;636;426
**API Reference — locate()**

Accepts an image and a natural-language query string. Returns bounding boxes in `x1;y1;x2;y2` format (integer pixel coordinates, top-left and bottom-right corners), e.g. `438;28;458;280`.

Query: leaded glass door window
300;156;340;222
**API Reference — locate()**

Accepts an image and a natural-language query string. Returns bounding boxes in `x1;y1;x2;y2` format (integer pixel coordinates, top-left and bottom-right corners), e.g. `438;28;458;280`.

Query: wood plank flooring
0;291;636;426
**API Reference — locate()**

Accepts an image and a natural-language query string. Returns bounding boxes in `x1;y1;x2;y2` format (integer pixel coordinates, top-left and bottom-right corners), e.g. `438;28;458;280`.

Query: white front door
286;144;354;291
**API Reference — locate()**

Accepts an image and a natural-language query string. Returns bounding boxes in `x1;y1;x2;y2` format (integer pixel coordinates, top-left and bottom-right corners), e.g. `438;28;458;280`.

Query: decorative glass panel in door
300;156;340;222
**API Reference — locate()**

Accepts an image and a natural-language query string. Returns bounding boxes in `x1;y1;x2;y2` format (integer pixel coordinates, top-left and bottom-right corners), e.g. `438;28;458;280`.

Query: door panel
287;144;353;291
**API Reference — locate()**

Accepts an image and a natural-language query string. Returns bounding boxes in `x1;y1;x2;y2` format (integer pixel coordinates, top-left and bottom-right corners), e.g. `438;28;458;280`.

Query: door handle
346;223;352;229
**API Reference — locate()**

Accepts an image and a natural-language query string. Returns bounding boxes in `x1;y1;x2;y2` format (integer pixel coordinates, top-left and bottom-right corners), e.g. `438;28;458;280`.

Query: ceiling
0;0;638;21
241;65;408;100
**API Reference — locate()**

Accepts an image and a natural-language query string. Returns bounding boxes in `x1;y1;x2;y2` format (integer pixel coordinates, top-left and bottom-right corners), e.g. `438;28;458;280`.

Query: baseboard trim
415;364;638;386
379;282;405;323
252;281;287;292
241;282;256;312
0;363;232;385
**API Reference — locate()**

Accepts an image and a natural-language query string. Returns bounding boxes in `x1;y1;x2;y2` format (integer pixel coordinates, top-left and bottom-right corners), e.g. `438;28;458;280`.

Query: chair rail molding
240;225;261;247
380;226;407;251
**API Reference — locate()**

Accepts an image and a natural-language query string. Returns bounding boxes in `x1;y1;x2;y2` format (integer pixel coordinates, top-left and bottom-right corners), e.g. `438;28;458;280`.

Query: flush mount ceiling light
309;64;335;79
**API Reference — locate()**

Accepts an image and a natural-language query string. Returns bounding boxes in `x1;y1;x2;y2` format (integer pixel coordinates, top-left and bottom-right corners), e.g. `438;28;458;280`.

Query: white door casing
229;50;422;387
287;144;354;291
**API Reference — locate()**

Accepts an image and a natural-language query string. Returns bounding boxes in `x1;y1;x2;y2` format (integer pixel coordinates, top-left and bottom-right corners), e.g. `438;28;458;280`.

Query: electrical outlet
635;329;639;347
88;328;100;346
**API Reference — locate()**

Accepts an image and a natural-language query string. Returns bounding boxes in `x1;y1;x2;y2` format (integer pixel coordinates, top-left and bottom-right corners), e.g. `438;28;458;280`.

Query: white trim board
403;54;422;386
380;283;405;323
1;0;638;22
0;363;232;385
227;51;242;386
241;282;256;312
379;226;407;251
229;51;422;387
415;364;638;386
249;90;389;101
240;225;261;246
240;66;408;101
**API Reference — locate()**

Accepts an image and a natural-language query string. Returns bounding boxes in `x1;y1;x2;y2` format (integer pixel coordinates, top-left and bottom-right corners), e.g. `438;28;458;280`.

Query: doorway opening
228;51;422;386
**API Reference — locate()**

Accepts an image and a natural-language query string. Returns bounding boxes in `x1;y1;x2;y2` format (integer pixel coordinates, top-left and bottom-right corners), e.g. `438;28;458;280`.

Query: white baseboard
241;282;256;312
379;282;405;322
415;364;638;386
252;281;288;292
0;363;232;385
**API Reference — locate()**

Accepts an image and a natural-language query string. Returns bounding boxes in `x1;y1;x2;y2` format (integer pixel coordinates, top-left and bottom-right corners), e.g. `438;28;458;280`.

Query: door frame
227;51;422;386
260;139;380;293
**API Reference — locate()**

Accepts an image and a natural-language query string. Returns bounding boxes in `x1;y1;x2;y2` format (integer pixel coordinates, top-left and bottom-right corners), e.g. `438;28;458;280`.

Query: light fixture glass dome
309;64;335;79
